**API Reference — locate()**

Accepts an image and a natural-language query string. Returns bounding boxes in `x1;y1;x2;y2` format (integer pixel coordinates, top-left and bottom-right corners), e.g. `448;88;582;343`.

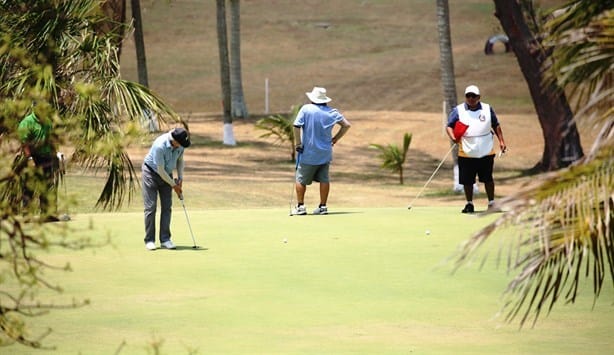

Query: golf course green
15;207;614;354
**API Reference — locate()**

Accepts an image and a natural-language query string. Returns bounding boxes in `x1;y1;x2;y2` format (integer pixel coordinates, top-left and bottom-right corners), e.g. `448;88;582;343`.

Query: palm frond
452;145;614;327
370;132;412;184
255;114;293;144
544;5;613;128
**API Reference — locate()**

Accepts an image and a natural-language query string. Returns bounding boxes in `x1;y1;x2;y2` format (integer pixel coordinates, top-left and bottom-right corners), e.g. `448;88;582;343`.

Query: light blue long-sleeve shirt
143;132;184;186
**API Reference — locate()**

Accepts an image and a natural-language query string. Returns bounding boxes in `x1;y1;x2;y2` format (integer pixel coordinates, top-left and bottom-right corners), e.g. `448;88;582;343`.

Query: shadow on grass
173;246;209;251
291;211;363;216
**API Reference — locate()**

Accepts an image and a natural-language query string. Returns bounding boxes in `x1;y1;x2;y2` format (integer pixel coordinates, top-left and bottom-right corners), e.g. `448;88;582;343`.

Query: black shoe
461;203;474;214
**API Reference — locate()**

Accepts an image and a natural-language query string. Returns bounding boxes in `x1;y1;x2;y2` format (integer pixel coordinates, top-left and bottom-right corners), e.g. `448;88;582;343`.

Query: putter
407;143;456;210
179;193;199;249
288;152;301;216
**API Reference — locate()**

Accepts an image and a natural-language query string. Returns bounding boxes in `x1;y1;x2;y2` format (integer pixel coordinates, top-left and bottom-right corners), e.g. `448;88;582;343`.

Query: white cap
464;85;480;95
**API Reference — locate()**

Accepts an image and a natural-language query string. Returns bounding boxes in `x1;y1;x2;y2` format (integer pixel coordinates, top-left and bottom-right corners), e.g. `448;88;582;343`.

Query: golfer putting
141;127;191;251
291;87;351;216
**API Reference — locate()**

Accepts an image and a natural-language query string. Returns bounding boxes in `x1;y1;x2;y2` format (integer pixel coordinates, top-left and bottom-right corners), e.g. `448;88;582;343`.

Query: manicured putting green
14;207;614;354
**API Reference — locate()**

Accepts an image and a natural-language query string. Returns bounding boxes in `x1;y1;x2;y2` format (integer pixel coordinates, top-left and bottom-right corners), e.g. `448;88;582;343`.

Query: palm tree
131;0;149;87
100;0;126;58
453;0;613;327
0;0;180;210
229;0;248;118
216;0;236;145
370;133;412;184
436;0;457;118
0;0;183;346
255;105;300;162
435;0;464;192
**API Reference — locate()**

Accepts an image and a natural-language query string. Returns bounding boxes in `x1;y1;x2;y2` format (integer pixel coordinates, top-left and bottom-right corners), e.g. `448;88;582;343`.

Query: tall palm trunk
493;0;584;170
216;0;235;145
229;0;248;118
436;0;467;192
100;0;126;59
436;0;457;117
131;0;148;87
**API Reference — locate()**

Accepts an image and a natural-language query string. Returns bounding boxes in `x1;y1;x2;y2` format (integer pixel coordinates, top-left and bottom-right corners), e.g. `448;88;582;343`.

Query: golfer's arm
333;119;351;143
293;126;302;146
495;125;506;148
176;155;184;181
446;126;456;142
154;155;177;187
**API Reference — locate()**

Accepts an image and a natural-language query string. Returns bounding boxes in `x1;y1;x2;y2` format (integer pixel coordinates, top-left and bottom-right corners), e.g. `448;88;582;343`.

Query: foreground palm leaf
453;146;613;327
0;0;186;347
0;0;182;210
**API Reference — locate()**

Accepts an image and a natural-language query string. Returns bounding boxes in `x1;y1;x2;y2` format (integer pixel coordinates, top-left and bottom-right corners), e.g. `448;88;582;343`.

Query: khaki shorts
296;163;330;185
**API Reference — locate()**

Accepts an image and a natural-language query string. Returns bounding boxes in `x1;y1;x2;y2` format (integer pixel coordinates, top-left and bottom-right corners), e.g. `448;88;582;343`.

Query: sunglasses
465;93;479;99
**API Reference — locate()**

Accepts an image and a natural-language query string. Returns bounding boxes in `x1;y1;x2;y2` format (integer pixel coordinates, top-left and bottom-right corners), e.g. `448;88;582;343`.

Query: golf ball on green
425;230;431;235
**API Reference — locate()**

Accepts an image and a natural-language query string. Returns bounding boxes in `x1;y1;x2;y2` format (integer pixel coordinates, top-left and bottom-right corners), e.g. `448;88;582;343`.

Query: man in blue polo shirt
142;127;191;250
292;87;351;215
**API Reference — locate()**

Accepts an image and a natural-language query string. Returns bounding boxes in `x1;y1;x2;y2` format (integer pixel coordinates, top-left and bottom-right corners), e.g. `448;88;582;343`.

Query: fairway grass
15;207;614;354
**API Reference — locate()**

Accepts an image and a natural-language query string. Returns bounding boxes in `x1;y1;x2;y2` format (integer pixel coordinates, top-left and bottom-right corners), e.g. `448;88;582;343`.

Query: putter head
407;205;412;210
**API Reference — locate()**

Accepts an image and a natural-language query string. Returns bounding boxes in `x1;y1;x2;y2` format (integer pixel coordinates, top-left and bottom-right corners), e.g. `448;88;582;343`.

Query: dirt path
126;110;547;210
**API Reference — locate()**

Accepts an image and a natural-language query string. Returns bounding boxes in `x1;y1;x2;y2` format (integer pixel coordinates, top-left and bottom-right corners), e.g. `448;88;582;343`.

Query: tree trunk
493;0;583;171
216;0;235;145
131;0;148;87
436;0;457;118
229;0;248;118
100;0;126;60
436;0;468;192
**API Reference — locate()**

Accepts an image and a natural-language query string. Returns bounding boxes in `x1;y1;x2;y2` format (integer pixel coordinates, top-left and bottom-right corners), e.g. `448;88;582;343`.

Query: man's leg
485;181;495;201
158;183;173;243
463;184;474;202
295;182;306;205
478;155;496;208
458;157;475;213
142;168;157;244
38;158;59;221
319;182;330;206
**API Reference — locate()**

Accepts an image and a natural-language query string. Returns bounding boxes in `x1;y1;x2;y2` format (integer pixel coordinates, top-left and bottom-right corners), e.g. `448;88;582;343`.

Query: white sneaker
292;204;307;215
161;240;176;249
313;205;328;215
145;242;157;251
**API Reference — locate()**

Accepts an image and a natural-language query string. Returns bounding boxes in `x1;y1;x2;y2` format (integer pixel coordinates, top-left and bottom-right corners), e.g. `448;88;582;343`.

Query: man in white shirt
446;85;507;213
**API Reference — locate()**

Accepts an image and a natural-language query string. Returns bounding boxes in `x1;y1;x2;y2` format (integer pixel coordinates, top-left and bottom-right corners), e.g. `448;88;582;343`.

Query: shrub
370;132;412;184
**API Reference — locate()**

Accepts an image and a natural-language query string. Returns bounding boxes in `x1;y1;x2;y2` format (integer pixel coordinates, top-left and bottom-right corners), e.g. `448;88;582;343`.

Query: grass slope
120;0;534;114
15;208;614;354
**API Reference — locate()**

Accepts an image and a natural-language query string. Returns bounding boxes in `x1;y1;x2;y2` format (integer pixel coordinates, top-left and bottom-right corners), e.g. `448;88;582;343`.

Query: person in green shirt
18;111;59;221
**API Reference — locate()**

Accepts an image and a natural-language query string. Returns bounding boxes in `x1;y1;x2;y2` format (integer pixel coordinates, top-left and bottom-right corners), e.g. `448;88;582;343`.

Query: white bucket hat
306;87;332;104
464;85;480;96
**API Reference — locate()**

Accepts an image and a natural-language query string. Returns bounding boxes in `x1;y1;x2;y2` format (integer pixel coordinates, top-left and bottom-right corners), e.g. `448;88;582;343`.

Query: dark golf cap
171;127;191;148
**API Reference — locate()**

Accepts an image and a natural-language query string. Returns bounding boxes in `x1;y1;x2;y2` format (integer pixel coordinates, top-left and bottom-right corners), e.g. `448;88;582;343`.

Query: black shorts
458;155;494;185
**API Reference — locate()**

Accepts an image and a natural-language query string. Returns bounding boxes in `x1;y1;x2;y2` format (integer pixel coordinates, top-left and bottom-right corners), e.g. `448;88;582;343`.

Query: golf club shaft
408;143;456;209
180;198;197;247
289;153;301;215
